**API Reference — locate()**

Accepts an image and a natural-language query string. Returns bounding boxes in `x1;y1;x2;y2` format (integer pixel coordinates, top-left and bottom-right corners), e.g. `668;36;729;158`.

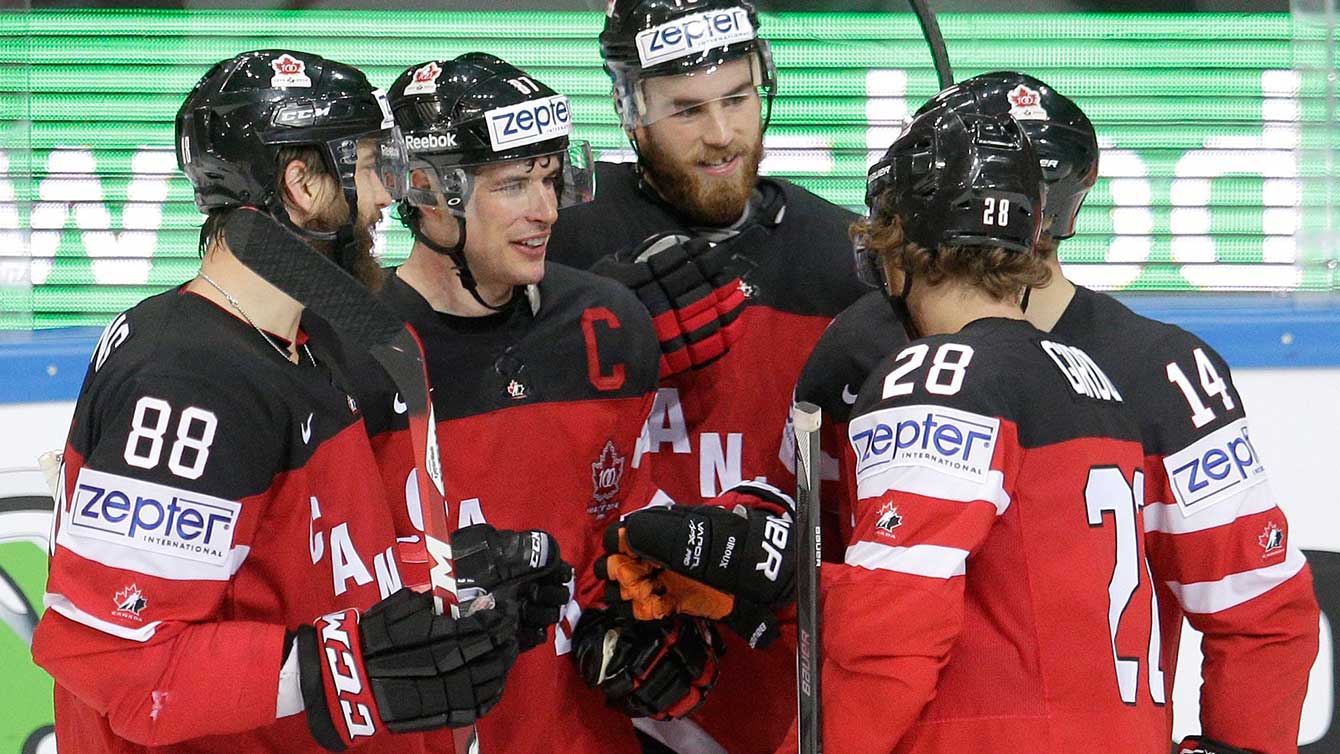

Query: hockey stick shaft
908;0;954;89
224;209;476;754
792;401;823;754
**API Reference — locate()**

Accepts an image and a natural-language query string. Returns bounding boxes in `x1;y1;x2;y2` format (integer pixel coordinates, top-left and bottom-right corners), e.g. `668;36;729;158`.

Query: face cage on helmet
321;126;411;206
404;141;595;217
608;43;776;130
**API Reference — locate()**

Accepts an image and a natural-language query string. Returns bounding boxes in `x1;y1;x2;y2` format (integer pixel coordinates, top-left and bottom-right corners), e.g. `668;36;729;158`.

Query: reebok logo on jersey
68;467;240;569
636;8;755;67
485;95;571;152
850;404;998;484
1165;417;1267;515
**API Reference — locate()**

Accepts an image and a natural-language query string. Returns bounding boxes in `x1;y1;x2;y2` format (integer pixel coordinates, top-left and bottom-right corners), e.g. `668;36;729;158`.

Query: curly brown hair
850;210;1051;302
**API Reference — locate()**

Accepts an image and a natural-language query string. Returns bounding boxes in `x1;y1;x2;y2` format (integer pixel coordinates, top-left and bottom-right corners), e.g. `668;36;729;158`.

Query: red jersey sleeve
1139;334;1319;754
820;392;1021;754
34;368;288;746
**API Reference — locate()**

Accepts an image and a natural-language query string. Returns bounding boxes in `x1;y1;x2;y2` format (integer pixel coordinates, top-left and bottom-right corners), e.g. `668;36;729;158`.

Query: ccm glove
1177;737;1261;754
591;230;757;378
296;588;518;751
573;604;723;720
598;483;797;648
451;523;574;652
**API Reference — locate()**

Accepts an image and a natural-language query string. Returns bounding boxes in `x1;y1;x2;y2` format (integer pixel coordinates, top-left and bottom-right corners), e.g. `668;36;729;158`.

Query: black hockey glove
573;604;723;720
590;229;759;378
597;482;797;649
1177;736;1261;754
296;588;518;751
451;523;574;653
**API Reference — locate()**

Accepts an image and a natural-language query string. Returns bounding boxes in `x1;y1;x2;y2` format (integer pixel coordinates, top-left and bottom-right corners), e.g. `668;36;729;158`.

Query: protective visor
326;126;410;203
405;141;595;217
608;45;775;129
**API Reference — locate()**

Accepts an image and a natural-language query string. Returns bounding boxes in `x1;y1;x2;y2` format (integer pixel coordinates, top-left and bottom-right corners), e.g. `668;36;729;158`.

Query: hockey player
29;51;546;753
546;2;867;749
799;98;1166;751
787;72;1319;754
370;54;725;754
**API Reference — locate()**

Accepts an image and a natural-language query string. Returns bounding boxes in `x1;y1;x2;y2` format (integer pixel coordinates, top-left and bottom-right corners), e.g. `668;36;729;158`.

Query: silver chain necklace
198;271;311;366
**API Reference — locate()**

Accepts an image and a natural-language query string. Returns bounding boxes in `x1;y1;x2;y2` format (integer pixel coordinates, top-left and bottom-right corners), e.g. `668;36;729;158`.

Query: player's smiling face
461;154;562;289
635;57;763;226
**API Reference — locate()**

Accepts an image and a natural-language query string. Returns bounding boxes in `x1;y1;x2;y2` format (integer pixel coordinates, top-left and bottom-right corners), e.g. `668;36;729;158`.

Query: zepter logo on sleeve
62;468;242;578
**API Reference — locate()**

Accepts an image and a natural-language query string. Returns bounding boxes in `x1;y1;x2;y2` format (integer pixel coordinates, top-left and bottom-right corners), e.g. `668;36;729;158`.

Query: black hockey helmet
600;0;776;130
387;53;594;310
854;102;1046;288
176;50;407;218
388;53;593;215
916;72;1098;239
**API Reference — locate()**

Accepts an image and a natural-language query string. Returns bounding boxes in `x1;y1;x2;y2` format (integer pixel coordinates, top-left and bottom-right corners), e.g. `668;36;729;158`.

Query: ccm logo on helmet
1165;418;1268;515
405;132;459;152
635;7;756;67
486;95;572;152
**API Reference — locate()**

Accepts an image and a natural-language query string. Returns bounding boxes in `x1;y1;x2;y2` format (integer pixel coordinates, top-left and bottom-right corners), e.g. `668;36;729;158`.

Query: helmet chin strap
266;186;364;277
405;210;516;313
887;269;921;342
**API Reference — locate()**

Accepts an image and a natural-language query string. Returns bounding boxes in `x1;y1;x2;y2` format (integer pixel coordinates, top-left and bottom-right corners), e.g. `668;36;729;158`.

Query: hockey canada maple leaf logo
506;379;527;400
874;502;902;539
1258;521;1285;558
414;62;441;84
1007;84;1048;121
270;54;312;88
113;584;147;621
272;54;303;76
404;61;444;96
590;441;626;516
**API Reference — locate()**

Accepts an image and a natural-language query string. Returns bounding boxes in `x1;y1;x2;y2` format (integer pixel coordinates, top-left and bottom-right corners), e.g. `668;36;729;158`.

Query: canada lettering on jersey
636;387;755;497
1163;417;1268;515
851;404;999;485
67;467;240;569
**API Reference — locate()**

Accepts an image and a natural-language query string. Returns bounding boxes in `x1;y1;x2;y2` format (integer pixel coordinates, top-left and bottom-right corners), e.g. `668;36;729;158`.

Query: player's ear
279;157;327;223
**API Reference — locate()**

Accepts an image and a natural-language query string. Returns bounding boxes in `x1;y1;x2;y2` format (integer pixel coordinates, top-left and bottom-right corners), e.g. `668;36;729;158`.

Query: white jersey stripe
845;540;969;579
43;592;160;642
55;532;250;581
1143;481;1277;535
857;466;1010;516
1163;547;1307;614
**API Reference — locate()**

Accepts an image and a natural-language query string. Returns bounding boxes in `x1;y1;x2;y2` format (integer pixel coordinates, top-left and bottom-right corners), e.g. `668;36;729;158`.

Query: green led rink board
1;10;1338;328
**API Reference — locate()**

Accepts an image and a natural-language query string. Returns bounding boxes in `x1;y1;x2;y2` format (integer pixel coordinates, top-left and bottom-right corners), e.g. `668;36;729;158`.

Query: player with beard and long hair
545;2;868;753
32;51;529;754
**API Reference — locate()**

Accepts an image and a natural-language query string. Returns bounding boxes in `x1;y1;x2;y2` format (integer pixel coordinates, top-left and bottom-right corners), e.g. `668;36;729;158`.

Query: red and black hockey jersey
824;316;1164;753
1051;286;1318;754
548;161;869;754
786;289;909;561
362;263;662;754
33;289;420;754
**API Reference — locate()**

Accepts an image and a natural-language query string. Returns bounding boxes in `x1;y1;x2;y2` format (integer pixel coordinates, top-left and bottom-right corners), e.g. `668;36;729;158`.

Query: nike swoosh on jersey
301;413;313;444
842;384;859;405
393;393;407;414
